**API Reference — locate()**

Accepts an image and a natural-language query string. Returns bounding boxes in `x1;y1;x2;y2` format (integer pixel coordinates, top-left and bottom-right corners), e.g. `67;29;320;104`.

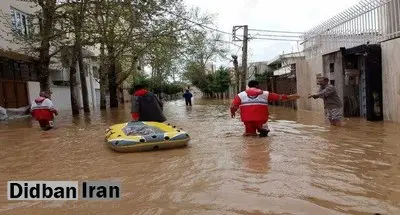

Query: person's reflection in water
242;138;271;173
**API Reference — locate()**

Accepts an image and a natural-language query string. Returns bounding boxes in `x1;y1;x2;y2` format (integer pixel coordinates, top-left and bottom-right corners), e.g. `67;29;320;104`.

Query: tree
90;0;194;108
62;0;91;114
212;66;231;95
182;31;228;95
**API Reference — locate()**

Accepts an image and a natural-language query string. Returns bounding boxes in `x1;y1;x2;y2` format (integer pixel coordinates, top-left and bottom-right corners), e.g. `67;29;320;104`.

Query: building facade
247;61;269;82
0;0;101;111
301;0;400;123
267;52;306;110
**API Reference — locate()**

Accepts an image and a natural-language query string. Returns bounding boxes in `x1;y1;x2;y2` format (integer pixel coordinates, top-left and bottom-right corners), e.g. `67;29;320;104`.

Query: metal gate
0;80;29;108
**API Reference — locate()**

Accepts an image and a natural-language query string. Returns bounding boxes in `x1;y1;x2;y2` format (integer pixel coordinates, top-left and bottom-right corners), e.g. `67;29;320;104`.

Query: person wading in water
30;91;58;130
309;77;343;126
230;80;300;137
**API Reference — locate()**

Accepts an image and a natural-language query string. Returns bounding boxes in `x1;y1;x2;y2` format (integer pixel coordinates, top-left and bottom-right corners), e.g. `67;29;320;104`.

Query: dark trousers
185;99;192;106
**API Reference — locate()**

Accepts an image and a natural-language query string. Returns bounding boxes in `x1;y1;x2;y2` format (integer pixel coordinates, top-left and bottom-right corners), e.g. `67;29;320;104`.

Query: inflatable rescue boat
105;121;190;152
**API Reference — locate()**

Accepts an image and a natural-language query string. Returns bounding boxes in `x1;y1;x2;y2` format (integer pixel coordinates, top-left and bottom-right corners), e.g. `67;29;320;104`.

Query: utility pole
231;55;240;94
241;25;248;91
232;25;249;91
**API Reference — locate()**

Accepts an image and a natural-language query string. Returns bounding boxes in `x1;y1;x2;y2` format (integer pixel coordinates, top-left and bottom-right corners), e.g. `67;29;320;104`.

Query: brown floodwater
0;98;400;215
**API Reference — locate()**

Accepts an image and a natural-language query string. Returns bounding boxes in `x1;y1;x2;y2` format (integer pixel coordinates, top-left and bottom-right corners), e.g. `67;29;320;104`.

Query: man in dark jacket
131;84;166;122
183;89;193;106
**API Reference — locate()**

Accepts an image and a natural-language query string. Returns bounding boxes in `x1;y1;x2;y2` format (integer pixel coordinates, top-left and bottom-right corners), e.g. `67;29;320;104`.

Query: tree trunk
39;54;50;92
38;2;55;93
118;87;124;104
78;47;90;113
69;44;80;115
99;42;107;110
107;45;118;108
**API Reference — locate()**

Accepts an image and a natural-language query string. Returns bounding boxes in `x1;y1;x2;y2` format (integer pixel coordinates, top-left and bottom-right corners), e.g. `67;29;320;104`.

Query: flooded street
0;98;400;215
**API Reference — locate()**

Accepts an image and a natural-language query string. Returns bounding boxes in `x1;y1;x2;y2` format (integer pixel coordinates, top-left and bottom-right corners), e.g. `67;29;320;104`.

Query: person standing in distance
183;89;193;106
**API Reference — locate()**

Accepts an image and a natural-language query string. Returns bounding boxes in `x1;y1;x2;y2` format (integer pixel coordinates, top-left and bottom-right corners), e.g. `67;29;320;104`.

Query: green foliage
212;67;231;93
161;83;184;95
184;65;230;95
182;30;229;95
129;74;184;96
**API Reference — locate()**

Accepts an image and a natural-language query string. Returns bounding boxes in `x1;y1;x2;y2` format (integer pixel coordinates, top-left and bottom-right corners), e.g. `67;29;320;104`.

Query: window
330;63;334;73
290;63;296;74
10;7;30;37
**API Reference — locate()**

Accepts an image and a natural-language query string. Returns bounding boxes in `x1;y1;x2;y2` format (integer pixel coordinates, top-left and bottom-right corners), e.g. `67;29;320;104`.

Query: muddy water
0;98;400;215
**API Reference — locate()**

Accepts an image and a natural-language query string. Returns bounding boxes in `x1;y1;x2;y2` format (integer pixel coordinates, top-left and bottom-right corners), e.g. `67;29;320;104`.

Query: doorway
342;44;383;121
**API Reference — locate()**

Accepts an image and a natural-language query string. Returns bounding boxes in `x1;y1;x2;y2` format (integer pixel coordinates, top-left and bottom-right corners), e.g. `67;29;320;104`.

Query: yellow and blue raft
105;121;190;152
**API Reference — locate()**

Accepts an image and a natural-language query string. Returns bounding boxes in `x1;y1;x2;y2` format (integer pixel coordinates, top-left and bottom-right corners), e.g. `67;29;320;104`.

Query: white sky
183;0;360;67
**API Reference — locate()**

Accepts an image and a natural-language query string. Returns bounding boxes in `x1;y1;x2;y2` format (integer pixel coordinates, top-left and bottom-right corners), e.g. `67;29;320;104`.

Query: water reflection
242;138;270;173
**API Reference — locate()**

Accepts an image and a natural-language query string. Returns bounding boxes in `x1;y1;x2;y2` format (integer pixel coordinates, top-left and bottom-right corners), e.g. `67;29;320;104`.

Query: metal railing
302;0;400;58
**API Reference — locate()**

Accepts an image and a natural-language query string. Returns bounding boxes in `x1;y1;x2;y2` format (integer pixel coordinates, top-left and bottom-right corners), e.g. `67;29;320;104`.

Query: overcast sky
183;0;359;66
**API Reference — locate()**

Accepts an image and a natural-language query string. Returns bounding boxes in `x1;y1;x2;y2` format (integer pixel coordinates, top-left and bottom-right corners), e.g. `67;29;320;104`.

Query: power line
160;7;233;36
214;39;242;47
248;28;304;34
249;37;301;42
250;33;302;38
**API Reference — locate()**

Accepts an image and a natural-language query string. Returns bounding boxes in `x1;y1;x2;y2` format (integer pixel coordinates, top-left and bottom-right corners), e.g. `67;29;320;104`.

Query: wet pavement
0;98;399;215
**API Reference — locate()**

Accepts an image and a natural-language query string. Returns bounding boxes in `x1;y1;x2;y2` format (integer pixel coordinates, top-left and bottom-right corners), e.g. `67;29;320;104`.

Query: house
0;0;101;111
302;0;400;122
247;61;269;82
266;52;306;109
0;0;38;109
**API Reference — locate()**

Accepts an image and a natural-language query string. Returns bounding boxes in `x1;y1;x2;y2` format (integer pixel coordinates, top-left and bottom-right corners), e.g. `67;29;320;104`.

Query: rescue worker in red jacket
230;80;300;137
31;91;58;130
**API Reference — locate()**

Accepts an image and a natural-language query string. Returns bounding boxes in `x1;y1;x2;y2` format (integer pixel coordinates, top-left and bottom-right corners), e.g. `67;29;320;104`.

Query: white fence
302;0;400;58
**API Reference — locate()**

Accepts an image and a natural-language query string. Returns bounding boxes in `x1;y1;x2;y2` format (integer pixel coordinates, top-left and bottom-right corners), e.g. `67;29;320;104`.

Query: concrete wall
305;57;325;112
322;51;345;114
381;37;400;123
27;82;72;111
27;81;40;103
28;82;72;111
295;59;312;110
322;51;344;100
51;86;71;111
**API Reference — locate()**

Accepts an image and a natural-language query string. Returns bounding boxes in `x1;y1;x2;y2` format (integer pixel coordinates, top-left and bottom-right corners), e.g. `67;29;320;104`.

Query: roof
273;65;291;76
267;51;305;66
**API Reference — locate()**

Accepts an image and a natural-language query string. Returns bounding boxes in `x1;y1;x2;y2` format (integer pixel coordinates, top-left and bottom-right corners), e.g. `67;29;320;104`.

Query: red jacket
230;88;288;122
31;97;55;121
